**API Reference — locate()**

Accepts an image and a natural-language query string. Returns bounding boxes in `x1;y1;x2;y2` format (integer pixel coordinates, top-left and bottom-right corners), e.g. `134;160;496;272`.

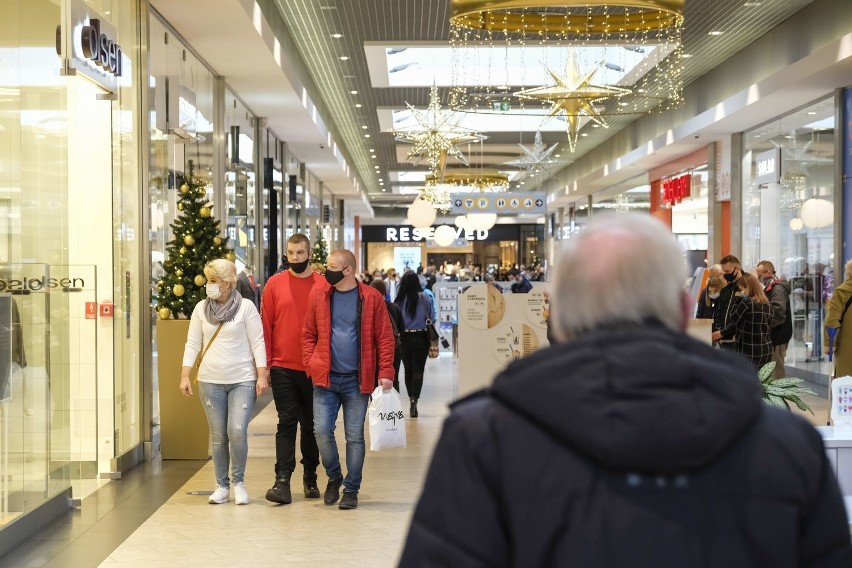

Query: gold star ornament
391;85;486;176
515;52;631;152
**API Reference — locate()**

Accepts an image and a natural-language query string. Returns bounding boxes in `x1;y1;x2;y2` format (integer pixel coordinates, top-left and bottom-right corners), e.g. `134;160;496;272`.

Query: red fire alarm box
85;302;97;320
99;302;114;317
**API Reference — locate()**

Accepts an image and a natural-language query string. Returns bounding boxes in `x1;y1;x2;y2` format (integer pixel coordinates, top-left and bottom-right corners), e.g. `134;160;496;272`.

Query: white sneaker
234;482;249;505
208;486;230;504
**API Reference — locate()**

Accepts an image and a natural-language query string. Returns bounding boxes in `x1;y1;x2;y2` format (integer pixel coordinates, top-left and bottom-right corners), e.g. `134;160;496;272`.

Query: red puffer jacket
302;282;396;393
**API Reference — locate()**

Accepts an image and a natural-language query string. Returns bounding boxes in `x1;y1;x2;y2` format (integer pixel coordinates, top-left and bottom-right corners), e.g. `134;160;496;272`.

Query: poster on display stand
457;284;549;399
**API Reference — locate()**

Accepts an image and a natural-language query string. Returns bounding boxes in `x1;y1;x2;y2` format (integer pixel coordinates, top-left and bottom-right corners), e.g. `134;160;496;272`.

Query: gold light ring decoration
426;170;510;191
450;0;684;34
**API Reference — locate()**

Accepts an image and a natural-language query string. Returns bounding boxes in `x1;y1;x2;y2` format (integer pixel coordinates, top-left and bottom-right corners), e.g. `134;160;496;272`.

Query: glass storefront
0;0;145;532
225;92;257;278
742;96;836;377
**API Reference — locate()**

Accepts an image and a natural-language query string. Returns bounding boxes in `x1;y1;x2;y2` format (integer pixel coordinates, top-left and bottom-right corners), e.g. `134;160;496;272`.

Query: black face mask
724;269;738;283
289;259;310;274
325;269;345;286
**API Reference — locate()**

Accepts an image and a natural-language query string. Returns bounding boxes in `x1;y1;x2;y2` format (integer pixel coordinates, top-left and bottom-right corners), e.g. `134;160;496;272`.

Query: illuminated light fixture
339;56;350;61
505;131;569;185
424;169;510;192
408;198;437;228
800;198;833;229
355;103;363;108
389;85;487;177
467;213;497;230
362;125;369;129
449;0;684;153
789;217;803;231
708;31;723;36
364;134;371;138
433;225;457;247
350;90;358;95
455;214;470;229
331;33;343;38
450;0;683;34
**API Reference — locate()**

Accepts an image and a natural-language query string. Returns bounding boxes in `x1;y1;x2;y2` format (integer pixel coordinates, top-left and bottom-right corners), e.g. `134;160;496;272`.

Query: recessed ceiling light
743;2;762;6
581;133;589;137
369;148;375;152
554;154;561;158
382;188;386;192
708;31;723;36
364;134;371;138
355;104;362;108
350;90;358;95
372;155;377;159
682;53;693;58
339;56;350;61
331;33;343;38
361;125;368;129
808;111;817;115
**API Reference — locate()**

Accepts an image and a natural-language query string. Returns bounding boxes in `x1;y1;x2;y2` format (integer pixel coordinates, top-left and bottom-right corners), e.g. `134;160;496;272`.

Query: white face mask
206;282;222;300
708;292;720;300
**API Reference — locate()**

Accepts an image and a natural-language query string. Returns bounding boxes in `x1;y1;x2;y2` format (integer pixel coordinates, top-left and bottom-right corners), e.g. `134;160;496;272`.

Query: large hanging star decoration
391;85;486;176
504;131;570;186
515;52;631;152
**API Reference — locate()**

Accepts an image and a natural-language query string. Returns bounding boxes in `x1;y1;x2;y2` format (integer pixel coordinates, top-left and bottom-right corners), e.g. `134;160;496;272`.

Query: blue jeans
313;375;370;494
198;381;256;487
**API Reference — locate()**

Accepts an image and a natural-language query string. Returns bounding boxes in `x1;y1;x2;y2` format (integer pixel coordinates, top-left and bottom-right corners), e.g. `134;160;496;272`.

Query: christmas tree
312;236;329;265
156;160;233;320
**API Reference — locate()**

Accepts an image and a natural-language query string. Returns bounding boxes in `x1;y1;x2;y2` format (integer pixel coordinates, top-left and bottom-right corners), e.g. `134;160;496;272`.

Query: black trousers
400;331;430;399
270;367;320;479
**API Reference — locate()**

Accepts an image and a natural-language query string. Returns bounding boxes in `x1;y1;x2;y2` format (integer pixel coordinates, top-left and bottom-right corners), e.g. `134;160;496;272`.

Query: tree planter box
156;319;210;459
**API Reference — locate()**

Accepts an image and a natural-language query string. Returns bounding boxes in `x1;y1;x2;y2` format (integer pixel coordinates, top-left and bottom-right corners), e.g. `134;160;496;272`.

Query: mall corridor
2;355;456;568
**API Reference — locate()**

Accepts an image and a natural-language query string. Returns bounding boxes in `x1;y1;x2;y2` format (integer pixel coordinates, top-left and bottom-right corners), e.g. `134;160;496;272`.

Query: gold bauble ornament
179;247;187;255
177;202;184;211
213;237;222;246
180;183;190;194
175;269;183;276
184;235;195;246
225;252;236;262
200;207;211;218
158;307;171;320
173;284;185;297
194;274;206;286
157;280;164;287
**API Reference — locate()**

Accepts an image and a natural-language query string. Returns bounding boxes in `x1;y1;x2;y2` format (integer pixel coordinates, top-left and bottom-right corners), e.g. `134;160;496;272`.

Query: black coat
400;323;852;568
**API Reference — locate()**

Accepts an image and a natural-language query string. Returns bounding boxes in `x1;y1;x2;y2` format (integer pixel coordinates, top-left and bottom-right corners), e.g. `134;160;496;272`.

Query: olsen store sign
56;0;123;92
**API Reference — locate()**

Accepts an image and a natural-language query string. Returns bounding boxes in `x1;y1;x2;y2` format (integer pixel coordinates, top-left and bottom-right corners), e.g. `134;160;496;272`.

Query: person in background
416;266;428;289
757;260;792;378
695;264;722;318
260;234;327;505
713;255;744;352
372;279;404;392
236;266;259;309
508;268;533;293
695;275;724;320
484;272;503;294
180;259;268;505
425;266;437;291
302;249;395;510
385;268;400;302
712;273;773;369
824;259;852;377
394;272;435;418
399;213;852;567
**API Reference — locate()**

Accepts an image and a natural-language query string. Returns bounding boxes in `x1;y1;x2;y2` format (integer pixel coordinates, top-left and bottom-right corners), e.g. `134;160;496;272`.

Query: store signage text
662;174;691;206
386;226;489;242
0;277;85;292
79;19;122;77
755;148;782;185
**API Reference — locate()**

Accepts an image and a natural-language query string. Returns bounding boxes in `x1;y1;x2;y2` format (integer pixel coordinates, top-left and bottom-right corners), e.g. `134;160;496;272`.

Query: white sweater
182;298;267;384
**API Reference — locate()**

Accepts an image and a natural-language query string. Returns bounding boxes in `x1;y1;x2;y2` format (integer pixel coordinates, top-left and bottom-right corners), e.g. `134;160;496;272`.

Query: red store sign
662;174;691;206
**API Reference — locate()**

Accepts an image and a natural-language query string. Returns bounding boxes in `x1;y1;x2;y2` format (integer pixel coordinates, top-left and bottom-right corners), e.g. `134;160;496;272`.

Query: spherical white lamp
454;215;469;230
800;198;833;229
789;217;804;231
433;224;456;247
408;198;436;229
467;213;497;231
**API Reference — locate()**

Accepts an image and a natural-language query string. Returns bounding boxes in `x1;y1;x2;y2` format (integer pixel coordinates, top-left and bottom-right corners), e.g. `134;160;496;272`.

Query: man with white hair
400;213;852;567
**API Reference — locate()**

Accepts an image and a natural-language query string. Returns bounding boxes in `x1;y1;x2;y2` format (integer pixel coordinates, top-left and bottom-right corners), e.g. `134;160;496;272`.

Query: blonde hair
550;213;687;340
738;273;769;304
705;276;725;306
203;258;237;283
845;259;852;280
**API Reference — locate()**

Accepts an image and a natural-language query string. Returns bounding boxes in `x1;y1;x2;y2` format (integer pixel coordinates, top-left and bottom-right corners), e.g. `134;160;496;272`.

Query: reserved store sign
386;226;488;242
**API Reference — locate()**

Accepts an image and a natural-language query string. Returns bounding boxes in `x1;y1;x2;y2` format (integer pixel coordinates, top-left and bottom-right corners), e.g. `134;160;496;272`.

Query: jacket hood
771;278;791;294
490;323;763;473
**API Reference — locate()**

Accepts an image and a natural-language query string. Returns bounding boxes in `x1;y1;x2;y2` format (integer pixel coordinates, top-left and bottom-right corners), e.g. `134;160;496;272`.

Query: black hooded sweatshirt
399;323;852;568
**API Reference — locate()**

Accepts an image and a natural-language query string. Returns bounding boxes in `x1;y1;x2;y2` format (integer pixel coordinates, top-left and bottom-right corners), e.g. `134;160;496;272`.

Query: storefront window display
0;0;145;534
225;91;257;278
742;96;836;376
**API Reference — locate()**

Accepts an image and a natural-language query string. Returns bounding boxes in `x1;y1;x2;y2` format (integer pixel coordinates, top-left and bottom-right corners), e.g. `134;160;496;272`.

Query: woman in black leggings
394;272;434;417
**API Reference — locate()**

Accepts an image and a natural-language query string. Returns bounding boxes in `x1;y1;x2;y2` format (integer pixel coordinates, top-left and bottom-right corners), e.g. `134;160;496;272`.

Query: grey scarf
205;289;243;324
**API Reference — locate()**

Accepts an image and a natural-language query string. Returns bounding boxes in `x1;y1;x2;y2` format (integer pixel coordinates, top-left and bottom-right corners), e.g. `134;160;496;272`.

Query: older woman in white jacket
180;259;269;505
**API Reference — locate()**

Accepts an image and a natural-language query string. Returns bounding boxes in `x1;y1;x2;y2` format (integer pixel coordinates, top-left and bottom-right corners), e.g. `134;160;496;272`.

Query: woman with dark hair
371;279;403;392
393;272;434;417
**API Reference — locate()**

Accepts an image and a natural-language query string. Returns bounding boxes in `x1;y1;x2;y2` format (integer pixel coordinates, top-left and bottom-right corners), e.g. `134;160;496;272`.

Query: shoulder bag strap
839;294;852;326
197;322;224;367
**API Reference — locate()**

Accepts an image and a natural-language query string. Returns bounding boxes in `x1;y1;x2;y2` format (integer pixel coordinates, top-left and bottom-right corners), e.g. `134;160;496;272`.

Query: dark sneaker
265;479;292;504
339;490;358;510
324;478;342;506
304;477;321;499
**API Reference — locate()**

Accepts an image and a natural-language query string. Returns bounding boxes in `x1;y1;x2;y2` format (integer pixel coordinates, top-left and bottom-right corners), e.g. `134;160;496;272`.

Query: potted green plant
759;362;816;414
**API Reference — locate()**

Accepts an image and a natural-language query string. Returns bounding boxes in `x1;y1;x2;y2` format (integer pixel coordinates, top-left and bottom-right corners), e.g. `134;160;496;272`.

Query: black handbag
419;295;440;357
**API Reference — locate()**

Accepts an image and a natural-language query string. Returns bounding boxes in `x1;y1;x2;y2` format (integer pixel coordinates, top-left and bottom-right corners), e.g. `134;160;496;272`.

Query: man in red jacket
303;248;395;510
261;234;329;504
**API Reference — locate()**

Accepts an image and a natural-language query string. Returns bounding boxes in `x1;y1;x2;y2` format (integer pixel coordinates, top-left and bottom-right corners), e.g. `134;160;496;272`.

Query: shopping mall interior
2;0;852;565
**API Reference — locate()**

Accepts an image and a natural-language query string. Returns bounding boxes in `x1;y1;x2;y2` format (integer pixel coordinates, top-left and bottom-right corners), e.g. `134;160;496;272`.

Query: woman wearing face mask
180;259;268;505
711;273;773;368
696;276;725;320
